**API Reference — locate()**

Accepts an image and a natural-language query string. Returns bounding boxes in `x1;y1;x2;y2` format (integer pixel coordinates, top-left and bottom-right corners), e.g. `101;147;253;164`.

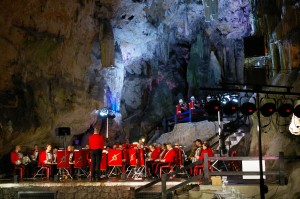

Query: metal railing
162;109;208;133
134;152;300;199
161;152;288;199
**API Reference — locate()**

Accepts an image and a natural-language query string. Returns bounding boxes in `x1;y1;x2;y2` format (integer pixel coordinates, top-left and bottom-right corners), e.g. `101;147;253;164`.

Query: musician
40;144;53;177
198;141;214;161
189;139;202;163
146;144;160;177
52;147;58;163
29;144;40;162
188;96;200;110
88;128;104;181
138;138;146;149
176;99;188;119
10;145;26;178
174;143;187;167
67;145;75;176
154;143;176;177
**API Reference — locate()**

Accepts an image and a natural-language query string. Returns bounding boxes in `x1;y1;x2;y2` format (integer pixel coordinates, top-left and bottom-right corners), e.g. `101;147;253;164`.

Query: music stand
56;150;72;179
107;149;122;177
74;150;88;178
55;127;71;179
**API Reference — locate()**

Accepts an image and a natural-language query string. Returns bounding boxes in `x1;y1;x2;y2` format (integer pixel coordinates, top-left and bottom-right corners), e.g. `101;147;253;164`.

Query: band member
189;96;200;110
176;99;188;119
146;144;160;177
11;145;26;178
88;128;104;181
29;144;40;162
67;145;74;175
174;143;187;166
40;144;53;177
198;141;214;161
154;143;175;176
189;139;202;162
52;147;58;163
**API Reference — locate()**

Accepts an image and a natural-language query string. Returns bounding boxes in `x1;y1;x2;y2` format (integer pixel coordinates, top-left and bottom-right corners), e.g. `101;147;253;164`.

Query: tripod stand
56;130;72;180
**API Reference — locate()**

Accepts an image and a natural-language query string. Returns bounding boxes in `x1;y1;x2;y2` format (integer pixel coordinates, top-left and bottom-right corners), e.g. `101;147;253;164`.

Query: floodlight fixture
260;102;276;117
204;100;220;115
241;102;256;115
277;103;294;117
223;100;239;115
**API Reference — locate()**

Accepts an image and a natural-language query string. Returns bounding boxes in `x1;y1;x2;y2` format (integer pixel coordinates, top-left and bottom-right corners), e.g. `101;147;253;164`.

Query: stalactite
99;19;115;68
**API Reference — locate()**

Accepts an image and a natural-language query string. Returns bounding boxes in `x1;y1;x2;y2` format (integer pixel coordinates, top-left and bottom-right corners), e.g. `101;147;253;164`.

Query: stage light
277;103;294;117
99;108;108;118
260;102;276;117
204;100;221;115
294;104;300;118
223;101;239;115
241;102;256;115
108;110;116;119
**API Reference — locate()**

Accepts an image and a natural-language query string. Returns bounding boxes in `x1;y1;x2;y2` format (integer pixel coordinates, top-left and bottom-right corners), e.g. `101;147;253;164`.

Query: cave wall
0;0;254;156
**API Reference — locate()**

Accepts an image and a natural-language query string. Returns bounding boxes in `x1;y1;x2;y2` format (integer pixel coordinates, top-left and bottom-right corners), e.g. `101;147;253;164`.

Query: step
135;191;173;199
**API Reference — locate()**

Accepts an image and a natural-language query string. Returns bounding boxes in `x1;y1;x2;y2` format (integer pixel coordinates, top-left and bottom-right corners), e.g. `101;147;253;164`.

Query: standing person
88;128;104;181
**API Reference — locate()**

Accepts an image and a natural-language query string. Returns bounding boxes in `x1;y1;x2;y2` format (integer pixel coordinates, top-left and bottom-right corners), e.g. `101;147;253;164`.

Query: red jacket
89;134;104;150
10;151;19;165
150;148;160;160
162;149;175;163
39;150;47;164
198;148;214;160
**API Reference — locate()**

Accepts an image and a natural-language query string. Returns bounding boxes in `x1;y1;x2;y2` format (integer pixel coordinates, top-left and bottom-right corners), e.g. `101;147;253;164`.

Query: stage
0;177;289;199
0;177;184;199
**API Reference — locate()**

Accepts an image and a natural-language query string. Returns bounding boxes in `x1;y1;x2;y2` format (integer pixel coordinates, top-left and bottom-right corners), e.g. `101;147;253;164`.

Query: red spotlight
204;100;221;115
223;101;238;115
278;103;294;117
260;102;276;117
241;102;256;115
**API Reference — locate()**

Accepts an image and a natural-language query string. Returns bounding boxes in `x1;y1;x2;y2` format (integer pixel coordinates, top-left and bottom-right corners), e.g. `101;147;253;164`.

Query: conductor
88;128;104;181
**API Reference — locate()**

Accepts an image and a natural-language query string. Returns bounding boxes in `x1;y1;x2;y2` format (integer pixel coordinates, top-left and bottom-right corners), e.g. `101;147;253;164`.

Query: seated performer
29;144;40;163
146;144;160;177
189;139;202;163
67;145;74;175
154;143;175;177
193;141;214;176
10;145;26;178
40;144;53;177
198;141;214;161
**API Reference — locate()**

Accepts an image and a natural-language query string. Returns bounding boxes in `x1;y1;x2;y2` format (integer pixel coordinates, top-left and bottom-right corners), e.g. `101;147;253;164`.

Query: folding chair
74;150;88;178
33;151;50;180
56;150;72;179
13;164;25;181
174;148;190;178
107;149;123;177
159;149;177;178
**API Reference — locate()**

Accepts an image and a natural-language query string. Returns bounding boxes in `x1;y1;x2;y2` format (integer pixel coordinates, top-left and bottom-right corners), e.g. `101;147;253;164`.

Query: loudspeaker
245;66;266;85
55;127;71;136
244;36;265;57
